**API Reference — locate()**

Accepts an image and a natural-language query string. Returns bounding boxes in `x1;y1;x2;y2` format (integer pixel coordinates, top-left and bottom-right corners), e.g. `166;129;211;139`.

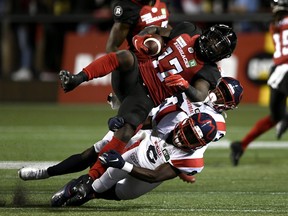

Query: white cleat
18;167;49;181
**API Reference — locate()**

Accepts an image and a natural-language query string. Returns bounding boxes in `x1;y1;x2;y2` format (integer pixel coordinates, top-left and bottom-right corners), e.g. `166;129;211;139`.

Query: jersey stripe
216;122;226;131
171;158;204;168
154;104;181;124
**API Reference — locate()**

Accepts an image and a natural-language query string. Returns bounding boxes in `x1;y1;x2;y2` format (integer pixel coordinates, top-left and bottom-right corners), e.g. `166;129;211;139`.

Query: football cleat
51;179;77;207
18;167;49;181
276;119;288;140
230;141;244;166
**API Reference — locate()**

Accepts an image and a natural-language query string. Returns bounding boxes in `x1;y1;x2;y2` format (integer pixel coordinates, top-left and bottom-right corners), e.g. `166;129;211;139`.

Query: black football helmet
135;0;153;5
271;0;288;13
208;77;243;113
172;113;217;151
197;24;237;62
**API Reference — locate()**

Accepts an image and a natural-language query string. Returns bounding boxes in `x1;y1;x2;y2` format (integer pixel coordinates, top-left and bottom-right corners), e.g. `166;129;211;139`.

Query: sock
47;153;97;176
89;136;127;179
82;52;119;80
241;115;277;149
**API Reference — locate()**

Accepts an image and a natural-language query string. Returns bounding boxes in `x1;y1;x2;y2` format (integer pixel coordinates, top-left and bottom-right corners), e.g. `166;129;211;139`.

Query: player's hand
164;73;189;91
178;173;196;184
108;116;125;132
59;70;87;93
99;150;125;169
132;34;151;55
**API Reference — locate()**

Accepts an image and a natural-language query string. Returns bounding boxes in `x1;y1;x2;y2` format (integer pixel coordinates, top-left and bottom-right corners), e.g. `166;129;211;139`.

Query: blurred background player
106;0;171;55
230;0;288;166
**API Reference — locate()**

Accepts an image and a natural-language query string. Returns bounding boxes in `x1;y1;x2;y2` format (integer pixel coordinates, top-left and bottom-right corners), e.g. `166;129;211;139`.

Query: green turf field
0;103;287;216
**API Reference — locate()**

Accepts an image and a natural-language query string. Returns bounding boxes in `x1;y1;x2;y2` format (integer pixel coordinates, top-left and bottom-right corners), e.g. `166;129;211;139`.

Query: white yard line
0;161;58;169
1;141;288;169
208;140;288;148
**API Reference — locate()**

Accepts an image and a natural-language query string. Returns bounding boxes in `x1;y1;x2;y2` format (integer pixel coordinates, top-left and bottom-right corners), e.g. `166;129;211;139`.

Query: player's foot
18;167;49;180
178;173;196;184
276;119;288;140
230;141;243;166
51;179;77;207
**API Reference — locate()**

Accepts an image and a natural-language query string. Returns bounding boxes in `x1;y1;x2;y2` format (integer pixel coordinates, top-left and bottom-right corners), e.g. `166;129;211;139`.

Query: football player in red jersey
230;0;288;166
59;22;237;181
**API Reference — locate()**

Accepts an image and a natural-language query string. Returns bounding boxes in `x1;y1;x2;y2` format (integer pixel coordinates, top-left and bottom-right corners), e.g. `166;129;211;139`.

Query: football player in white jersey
49;77;243;207
51;111;218;207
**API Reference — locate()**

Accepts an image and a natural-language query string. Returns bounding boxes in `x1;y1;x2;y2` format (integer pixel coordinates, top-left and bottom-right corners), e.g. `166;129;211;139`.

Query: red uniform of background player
230;0;288;166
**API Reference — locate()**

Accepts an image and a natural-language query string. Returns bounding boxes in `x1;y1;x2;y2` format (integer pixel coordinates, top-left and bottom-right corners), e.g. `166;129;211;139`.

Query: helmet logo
114;6;123;17
188;59;197;67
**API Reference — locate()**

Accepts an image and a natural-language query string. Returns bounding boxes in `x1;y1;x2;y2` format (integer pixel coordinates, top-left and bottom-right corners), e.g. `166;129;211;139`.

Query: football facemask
271;0;288;13
172;113;217;151
198;24;237;62
207;77;243;113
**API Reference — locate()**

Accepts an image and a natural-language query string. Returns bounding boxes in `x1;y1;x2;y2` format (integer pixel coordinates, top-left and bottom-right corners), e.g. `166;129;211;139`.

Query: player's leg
270;88;288;140
88;88;154;179
230;86;278;166
88;54;155;179
19;146;97;180
230;115;277;166
114;176;162;200
270;72;288;139
64;149;137;206
59;50;135;92
19;131;114;181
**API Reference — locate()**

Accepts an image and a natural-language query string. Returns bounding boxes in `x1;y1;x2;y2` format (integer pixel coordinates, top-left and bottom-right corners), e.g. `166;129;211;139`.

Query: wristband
122;162;133;173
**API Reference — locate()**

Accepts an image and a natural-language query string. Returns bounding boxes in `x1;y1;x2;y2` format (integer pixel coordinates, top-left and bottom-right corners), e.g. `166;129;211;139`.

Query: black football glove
59;70;88;93
108;116;125;132
99;150;125;169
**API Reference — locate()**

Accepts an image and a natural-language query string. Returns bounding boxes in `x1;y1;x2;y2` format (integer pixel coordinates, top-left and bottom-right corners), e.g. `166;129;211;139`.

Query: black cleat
51;179;77;207
230;141;243;166
276;119;288;140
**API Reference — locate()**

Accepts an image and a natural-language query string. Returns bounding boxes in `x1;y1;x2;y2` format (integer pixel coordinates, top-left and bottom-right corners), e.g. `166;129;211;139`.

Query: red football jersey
139;31;220;105
270;16;288;65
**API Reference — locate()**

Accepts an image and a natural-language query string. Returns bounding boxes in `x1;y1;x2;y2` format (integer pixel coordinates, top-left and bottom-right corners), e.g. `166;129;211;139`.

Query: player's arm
165;73;210;102
185;78;210;102
106;22;131;53
99;150;180;183
129;163;180;183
